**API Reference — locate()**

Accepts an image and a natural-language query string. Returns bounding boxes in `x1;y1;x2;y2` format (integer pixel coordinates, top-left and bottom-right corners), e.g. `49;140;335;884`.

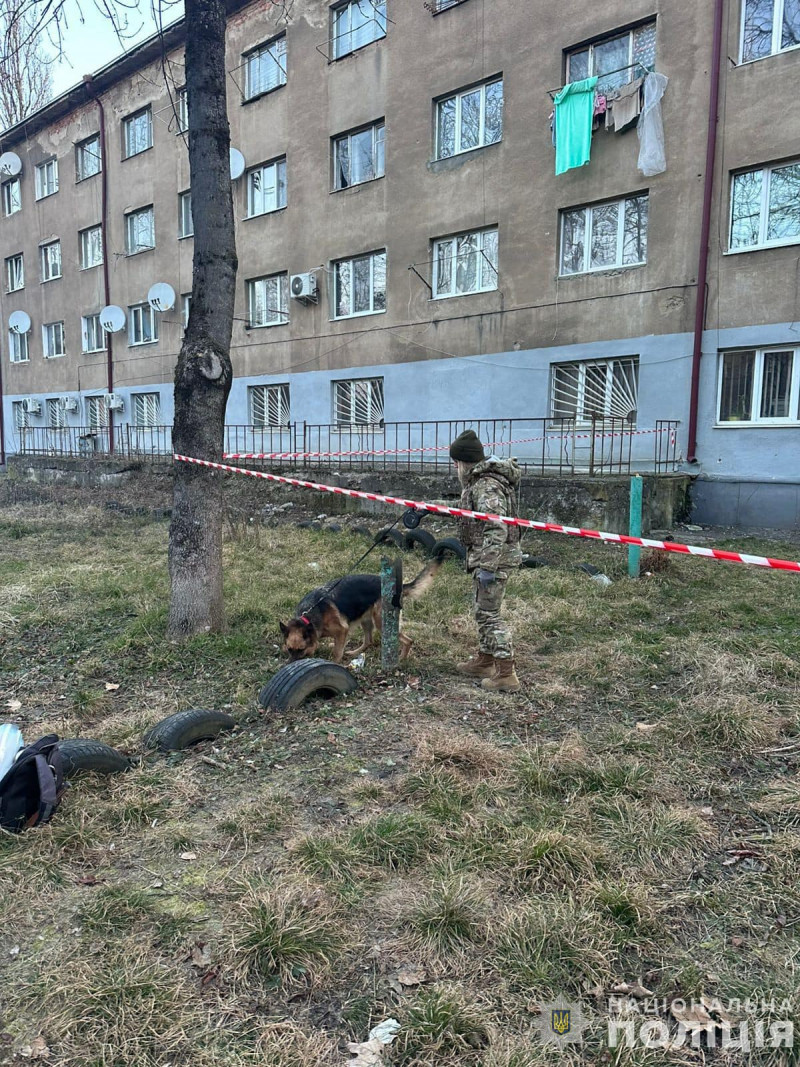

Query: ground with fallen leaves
0;481;799;1067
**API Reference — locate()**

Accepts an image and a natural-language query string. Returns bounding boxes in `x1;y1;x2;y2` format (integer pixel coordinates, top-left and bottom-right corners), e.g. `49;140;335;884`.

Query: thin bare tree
0;0;53;130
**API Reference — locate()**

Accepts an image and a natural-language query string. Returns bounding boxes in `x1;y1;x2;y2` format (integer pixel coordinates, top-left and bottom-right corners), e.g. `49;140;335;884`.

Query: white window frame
133;392;161;427
435;76;503;160
331;0;387;59
332;250;387;319
176;87;188;132
8;330;29;364
334;377;384;425
740;0;800;62
559;194;649;276
12;400;29;428
81;314;106;354
249;383;291;427
42;321;66;359
551;356;639;425
125;206;155;255
79;225;103;269
178;191;194;238
87;395;108;430
5;253;24;292
333;121;385;190
123;107;153;158
243;34;287;100
46;398;66;429
76;134;102;181
716;347;800;426
2;178;21;216
432;226;499;299
245;158;287;218
182;294;191;328
40;240;62;282
566;22;657;87
128;303;159;346
35;158;59;200
246;273;289;328
729;161;800;252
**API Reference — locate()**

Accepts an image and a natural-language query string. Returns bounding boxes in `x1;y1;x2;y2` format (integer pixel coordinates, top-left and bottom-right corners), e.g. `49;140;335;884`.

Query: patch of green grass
349;813;436;870
407;876;486;951
395;987;490;1066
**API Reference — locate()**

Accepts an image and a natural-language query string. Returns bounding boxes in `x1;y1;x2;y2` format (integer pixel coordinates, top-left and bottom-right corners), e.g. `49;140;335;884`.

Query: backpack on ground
0;734;65;834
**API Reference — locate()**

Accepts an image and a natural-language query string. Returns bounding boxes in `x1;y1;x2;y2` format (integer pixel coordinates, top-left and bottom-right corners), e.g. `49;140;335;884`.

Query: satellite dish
100;305;126;333
147;282;176;312
8;310;31;334
0;152;22;177
230;147;245;180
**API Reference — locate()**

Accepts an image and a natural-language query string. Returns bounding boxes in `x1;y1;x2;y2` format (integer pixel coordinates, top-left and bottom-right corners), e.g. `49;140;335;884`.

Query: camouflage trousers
472;572;513;659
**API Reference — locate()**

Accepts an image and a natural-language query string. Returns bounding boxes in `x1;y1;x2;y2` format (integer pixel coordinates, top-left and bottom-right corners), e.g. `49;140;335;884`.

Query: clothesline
546;60;652;100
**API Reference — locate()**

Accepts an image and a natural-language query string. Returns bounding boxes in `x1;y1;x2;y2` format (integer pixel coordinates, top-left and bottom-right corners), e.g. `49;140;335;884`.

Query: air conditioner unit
290;272;318;303
62;397;79;413
22;397;41;415
104;393;124;412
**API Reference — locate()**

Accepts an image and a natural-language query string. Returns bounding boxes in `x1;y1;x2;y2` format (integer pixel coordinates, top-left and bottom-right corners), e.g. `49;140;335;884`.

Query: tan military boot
456;652;496;679
481;659;520;693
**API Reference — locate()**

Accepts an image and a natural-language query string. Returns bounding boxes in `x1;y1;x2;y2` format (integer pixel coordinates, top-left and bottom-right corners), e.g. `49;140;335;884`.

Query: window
551;356;639;423
123;107;153;158
46;398;65;429
334;377;384;425
125;206;155;254
35;158;59;199
40;240;62;282
433;227;498;298
567;21;657;92
133;392;161;427
247;273;289;327
79;225;103;269
243;35;287;99
560;194;649;275
179;191;194;238
436;77;503;159
12;401;29;429
333;250;386;318
82;314;106;353
5;253;23;292
76;134;102;181
741;0;800;61
182;294;191;328
128;303;158;346
333;121;385;189
718;348;800;423
43;321;66;359
730;161;800;251
2;178;21;216
87;395;108;430
176;87;188;132
249;383;290;426
8;331;29;364
332;0;387;58
246;158;287;217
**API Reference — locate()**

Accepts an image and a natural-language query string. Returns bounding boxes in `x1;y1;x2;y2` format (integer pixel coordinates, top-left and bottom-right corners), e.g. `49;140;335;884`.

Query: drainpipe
83;75;115;453
0;350;5;466
687;0;725;463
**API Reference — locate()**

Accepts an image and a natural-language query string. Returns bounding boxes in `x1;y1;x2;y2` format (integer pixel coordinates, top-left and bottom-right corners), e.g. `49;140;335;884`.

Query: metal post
628;475;643;579
380;555;401;670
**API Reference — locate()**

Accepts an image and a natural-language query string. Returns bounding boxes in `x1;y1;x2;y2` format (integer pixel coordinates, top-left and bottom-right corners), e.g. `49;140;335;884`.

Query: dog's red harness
300;615;311;625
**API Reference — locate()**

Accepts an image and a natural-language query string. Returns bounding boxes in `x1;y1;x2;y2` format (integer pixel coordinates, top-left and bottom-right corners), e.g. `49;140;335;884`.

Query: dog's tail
402;558;442;603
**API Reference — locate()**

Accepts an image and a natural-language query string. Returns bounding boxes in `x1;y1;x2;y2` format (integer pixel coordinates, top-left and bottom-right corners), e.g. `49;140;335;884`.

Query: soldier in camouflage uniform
449;430;522;693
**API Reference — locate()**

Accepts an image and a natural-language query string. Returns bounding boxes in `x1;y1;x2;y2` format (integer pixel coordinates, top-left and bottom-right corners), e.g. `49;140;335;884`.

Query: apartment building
1;0;799;526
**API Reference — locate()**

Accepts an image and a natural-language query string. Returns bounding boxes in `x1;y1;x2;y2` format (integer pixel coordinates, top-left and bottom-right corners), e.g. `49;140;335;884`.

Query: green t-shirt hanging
554;76;599;176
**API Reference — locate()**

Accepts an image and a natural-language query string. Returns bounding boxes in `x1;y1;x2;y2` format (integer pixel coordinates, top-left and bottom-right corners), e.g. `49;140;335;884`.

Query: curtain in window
760;351;793;418
719;351;755;421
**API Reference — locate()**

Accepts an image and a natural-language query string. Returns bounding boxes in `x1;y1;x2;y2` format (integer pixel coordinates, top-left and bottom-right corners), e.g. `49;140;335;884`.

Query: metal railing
12;418;681;476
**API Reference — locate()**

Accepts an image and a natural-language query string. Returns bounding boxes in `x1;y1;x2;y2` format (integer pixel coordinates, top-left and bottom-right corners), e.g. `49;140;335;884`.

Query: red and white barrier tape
224;426;670;462
173;453;800;573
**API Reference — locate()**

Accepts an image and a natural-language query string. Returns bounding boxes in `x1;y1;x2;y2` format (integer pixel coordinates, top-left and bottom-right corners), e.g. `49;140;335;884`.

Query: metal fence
12;417;681;476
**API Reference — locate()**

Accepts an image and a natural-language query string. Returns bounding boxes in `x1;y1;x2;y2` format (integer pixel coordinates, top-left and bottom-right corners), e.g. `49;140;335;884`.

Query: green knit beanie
449;430;485;464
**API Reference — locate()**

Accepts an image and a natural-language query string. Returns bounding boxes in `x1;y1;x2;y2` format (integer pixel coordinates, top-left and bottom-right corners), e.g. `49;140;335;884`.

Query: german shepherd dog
280;560;441;663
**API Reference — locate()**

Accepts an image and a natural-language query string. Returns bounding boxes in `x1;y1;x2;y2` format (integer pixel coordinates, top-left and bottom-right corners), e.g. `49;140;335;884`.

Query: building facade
1;0;799;526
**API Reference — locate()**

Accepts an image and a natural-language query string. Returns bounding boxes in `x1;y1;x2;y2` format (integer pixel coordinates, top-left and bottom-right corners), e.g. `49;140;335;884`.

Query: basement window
718;347;800;424
334;377;384;425
133;392;161;427
551;356;639;424
249;383;290;427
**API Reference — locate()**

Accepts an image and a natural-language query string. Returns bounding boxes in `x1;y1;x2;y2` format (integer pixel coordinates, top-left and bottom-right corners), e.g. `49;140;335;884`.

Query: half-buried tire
258;659;358;712
404;528;437;555
376;528;407;551
432;536;466;561
142;708;236;753
57;738;130;776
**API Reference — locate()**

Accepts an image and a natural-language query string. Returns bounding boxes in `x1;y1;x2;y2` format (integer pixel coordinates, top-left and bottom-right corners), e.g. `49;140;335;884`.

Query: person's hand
476;569;496;589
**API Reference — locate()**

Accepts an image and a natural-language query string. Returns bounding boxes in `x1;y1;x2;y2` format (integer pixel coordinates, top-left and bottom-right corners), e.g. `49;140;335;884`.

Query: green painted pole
380;555;400;670
628;475;643;579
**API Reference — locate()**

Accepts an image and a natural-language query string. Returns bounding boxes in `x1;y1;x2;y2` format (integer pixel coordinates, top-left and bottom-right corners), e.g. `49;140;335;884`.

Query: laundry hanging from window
553;76;598;175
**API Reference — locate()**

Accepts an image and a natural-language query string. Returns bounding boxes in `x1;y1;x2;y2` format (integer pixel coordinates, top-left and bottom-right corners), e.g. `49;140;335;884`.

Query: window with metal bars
334;377;384;425
718;348;800;423
551;356;639;424
249;384;290;427
12;401;29;429
87;395;108;430
46;398;65;429
133;392;161;427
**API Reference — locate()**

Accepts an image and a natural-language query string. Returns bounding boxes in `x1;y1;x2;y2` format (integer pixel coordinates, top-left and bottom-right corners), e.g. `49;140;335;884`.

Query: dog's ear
279;621;289;637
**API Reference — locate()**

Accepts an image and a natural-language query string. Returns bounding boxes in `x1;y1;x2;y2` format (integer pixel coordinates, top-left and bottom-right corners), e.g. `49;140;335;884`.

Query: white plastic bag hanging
637;72;669;177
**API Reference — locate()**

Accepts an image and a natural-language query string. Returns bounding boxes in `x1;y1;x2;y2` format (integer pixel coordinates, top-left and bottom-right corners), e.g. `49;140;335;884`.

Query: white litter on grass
349;653;366;670
346;1019;401;1064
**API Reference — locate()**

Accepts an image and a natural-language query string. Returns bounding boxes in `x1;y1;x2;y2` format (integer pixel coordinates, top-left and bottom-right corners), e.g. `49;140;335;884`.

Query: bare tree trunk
168;0;237;637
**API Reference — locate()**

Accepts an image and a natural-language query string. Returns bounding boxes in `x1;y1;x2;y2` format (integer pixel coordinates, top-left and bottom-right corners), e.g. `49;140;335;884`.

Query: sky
48;0;184;96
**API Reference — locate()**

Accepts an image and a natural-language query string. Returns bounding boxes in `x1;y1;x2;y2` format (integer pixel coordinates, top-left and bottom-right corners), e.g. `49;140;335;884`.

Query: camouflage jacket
458;457;523;573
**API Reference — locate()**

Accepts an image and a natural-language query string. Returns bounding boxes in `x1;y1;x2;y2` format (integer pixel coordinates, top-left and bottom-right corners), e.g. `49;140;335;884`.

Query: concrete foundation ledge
691;476;800;531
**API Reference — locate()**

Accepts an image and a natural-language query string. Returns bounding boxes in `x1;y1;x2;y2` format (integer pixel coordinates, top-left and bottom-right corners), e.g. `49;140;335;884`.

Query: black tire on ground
142;709;236;753
433;536;467;561
57;738;130;777
352;525;373;538
258;659;358;712
404;528;437;554
521;555;550;569
376;528;407;551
